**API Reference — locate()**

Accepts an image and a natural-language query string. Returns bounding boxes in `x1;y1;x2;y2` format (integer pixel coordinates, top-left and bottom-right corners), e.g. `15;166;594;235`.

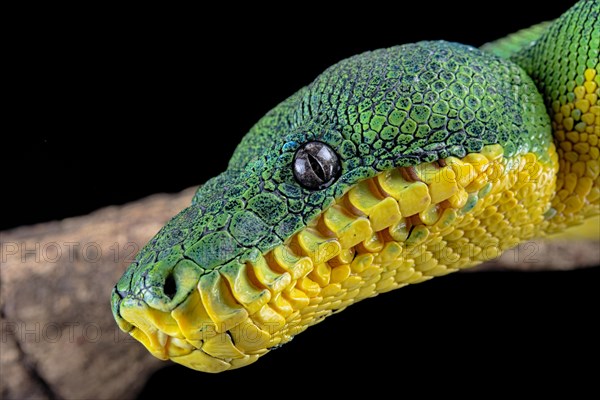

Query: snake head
110;132;353;371
112;40;552;372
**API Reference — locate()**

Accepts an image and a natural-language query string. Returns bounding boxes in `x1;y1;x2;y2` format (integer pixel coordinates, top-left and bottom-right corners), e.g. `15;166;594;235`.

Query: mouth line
115;143;557;372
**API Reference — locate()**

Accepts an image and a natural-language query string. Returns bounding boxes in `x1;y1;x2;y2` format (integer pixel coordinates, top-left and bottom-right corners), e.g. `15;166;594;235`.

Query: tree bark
1;187;598;399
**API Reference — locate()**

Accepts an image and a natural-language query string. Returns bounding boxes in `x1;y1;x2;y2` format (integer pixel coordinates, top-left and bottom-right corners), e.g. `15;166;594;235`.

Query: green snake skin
114;41;549;311
112;0;599;371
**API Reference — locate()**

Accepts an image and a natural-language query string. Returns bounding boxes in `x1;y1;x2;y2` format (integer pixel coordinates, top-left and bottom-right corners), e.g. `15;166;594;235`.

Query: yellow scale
121;142;561;372
550;68;600;229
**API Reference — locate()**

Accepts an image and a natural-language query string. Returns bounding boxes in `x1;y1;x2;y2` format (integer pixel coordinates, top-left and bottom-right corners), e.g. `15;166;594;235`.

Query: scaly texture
112;0;599;372
511;0;599;231
481;21;553;59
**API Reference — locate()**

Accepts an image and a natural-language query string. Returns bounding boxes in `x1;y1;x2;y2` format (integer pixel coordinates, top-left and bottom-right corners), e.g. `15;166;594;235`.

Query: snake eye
293;141;341;190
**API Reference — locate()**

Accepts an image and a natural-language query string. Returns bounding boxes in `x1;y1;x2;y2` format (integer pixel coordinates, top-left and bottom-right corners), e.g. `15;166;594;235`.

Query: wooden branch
1;187;597;399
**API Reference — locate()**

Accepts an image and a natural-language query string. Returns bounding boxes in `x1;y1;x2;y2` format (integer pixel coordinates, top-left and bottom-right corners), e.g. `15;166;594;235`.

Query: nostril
164;273;177;300
141;259;203;311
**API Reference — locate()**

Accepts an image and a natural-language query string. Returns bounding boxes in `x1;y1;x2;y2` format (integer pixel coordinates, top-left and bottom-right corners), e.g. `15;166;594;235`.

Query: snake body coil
112;1;599;372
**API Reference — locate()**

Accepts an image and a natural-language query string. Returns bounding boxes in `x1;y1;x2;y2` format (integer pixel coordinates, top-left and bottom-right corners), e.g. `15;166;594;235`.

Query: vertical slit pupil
307;153;327;182
164;274;177;299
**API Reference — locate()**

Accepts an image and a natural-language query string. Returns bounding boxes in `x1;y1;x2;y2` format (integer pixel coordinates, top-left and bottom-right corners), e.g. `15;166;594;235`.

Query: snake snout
111;255;205;360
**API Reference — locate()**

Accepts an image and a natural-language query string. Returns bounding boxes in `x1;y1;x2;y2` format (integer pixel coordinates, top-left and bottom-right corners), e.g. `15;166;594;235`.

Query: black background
5;0;599;395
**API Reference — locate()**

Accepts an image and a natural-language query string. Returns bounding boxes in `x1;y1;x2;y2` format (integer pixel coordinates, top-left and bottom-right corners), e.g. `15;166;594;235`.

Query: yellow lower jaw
122;144;559;373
